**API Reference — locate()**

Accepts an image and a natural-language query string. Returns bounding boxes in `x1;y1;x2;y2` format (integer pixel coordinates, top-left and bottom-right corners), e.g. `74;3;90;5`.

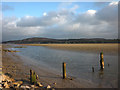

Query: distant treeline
2;37;119;44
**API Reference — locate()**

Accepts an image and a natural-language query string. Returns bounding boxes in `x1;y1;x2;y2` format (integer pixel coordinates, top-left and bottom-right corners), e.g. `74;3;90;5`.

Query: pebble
4;82;8;87
53;82;56;85
12;81;23;85
20;85;26;88
17;84;20;87
31;85;35;88
0;86;3;89
1;73;46;89
37;82;43;87
47;85;51;89
25;85;31;89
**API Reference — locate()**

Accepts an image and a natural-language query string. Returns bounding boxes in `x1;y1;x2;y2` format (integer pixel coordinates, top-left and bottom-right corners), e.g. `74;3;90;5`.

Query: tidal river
14;45;118;87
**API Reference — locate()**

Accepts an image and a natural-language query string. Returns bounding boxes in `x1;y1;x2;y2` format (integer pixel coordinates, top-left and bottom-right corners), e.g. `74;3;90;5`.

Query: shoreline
2;44;118;88
2;46;102;88
18;43;118;55
2;49;98;88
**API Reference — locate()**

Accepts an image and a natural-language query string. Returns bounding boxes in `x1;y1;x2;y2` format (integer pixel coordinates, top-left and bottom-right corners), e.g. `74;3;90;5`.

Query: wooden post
63;62;66;79
30;69;33;84
100;52;104;69
30;69;37;85
92;67;94;72
33;72;37;84
36;75;39;80
108;63;110;67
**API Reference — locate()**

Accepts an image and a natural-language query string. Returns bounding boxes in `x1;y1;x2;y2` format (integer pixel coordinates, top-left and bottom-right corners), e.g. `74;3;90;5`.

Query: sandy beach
2;45;99;88
2;44;118;88
20;44;118;55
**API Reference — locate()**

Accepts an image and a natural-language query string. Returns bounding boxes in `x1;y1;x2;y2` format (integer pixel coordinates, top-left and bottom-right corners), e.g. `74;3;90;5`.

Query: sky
1;1;119;41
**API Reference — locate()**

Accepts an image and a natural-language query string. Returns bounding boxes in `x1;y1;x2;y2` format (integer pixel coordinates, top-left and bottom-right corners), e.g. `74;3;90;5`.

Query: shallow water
12;45;118;87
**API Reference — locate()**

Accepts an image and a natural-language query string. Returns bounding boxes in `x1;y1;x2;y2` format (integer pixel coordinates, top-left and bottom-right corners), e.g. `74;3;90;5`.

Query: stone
10;78;15;82
31;85;39;89
52;88;55;90
37;82;43;87
17;84;20;87
31;85;35;88
12;81;23;85
2;74;15;82
20;85;26;89
53;83;56;85
25;85;30;89
70;78;73;80
0;84;2;87
0;86;3;89
47;85;51;89
4;82;8;86
4;82;10;88
5;84;10;88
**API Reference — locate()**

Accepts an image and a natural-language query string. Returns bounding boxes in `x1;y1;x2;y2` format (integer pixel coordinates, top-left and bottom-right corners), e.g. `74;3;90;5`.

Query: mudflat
2;45;101;88
2;44;118;88
20;43;118;55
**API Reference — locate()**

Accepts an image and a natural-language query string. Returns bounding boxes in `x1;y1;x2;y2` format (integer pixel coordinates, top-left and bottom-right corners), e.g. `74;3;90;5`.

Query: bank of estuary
1;44;118;88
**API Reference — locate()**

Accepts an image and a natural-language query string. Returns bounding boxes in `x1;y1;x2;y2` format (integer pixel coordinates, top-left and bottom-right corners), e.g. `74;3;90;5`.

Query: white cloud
86;10;97;16
2;2;118;41
43;12;47;16
25;15;34;19
109;1;118;6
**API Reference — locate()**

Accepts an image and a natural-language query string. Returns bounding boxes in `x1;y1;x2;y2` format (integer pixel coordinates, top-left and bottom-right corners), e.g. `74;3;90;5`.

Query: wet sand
2;44;118;88
2;44;107;88
20;44;118;55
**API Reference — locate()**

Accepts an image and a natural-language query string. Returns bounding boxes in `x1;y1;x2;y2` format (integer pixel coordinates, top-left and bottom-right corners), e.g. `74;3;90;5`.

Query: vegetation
2;37;119;44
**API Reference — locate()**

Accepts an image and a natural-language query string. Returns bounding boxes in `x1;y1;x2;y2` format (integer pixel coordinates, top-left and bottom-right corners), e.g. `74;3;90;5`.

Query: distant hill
2;37;119;44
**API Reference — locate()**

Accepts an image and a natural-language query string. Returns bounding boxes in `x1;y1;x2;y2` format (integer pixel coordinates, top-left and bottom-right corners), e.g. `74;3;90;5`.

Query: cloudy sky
2;1;119;41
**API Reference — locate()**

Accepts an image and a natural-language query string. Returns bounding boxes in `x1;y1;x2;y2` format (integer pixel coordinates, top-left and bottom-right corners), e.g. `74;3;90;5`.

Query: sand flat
20;43;118;55
2;44;111;88
2;50;100;88
2;44;118;88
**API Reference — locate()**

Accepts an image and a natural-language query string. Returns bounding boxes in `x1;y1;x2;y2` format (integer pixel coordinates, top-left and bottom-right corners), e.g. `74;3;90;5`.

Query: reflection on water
99;70;104;79
13;45;118;87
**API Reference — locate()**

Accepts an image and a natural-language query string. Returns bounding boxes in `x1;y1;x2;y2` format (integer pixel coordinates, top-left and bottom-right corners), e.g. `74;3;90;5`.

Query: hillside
2;37;119;44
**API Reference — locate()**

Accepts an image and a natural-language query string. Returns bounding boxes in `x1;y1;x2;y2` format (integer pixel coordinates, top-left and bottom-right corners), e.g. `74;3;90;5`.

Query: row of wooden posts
30;52;105;84
63;52;105;79
30;62;67;84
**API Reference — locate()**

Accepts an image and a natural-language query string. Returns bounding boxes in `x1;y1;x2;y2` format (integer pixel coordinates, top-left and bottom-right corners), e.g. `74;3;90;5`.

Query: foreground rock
0;74;52;89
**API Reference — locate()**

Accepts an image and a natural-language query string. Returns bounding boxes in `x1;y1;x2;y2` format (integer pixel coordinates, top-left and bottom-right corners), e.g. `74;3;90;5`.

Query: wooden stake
108;63;110;67
30;69;33;84
63;62;66;79
100;52;104;69
30;69;37;84
33;72;37;84
92;67;94;72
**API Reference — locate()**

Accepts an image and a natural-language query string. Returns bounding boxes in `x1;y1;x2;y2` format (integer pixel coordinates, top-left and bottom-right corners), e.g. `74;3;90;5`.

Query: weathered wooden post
63;62;66;79
36;75;39;80
30;69;33;84
108;63;110;67
30;69;37;84
92;67;94;72
100;52;104;69
33;72;37;84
